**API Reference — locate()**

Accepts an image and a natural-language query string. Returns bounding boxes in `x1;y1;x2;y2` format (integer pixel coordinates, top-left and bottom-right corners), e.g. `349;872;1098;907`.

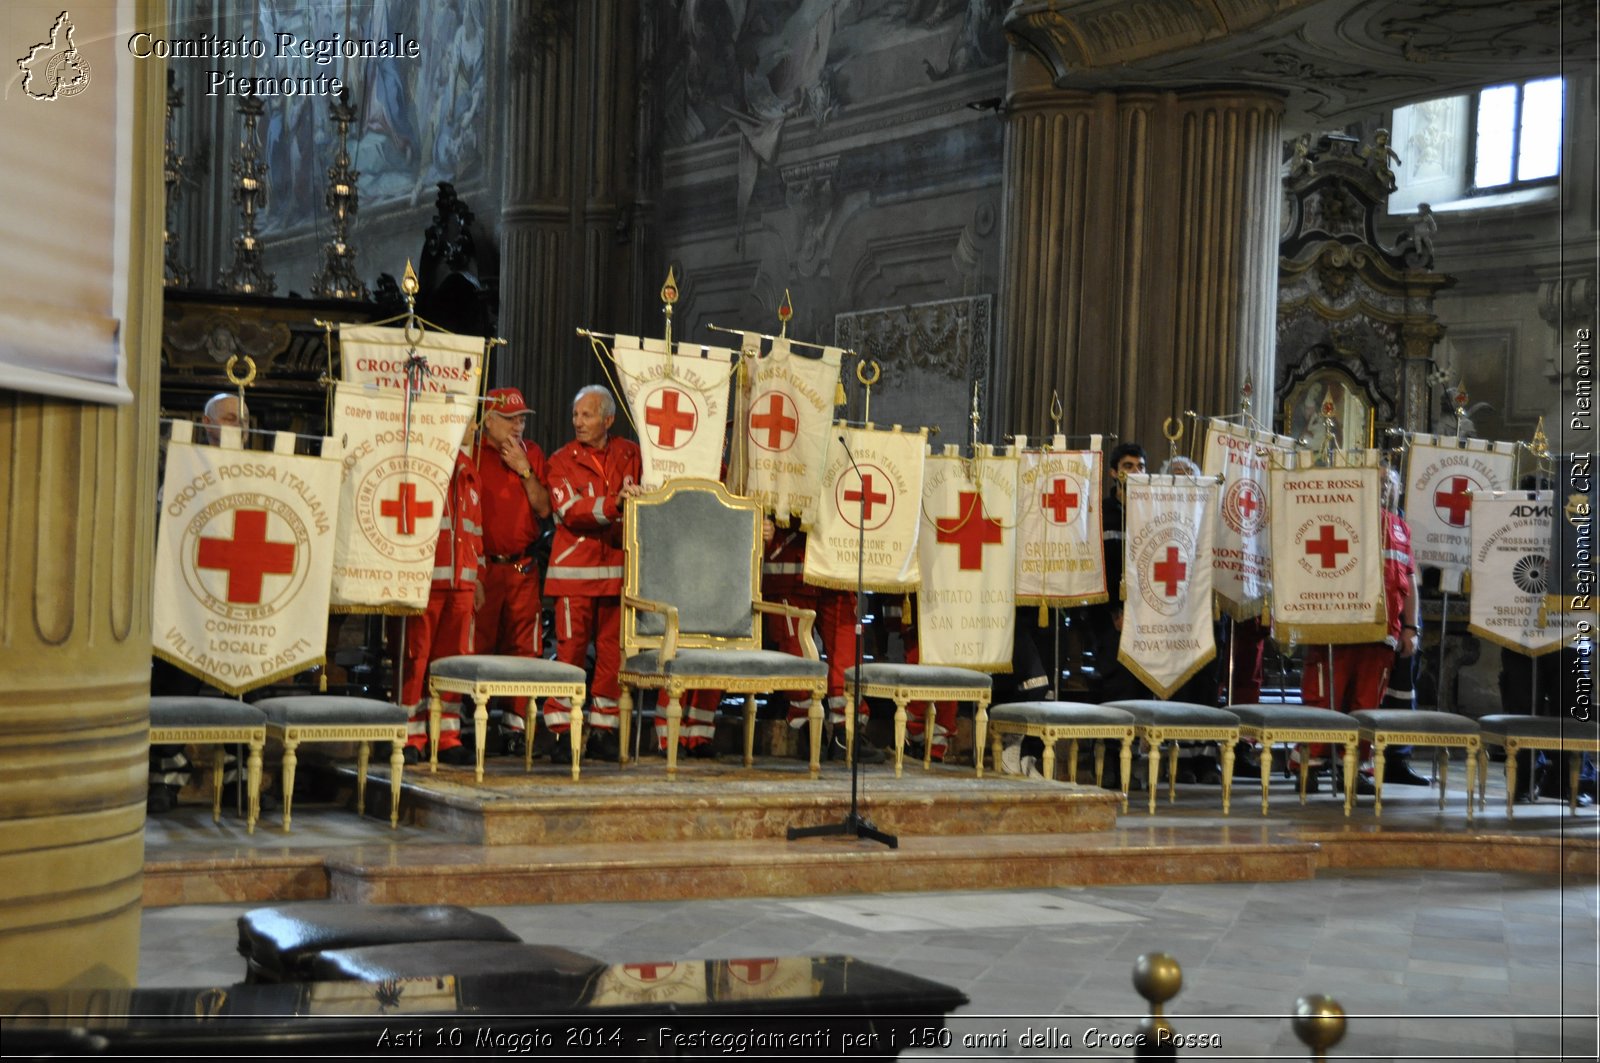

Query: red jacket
478;439;547;559
545;435;642;597
1380;509;1415;647
763;526;810;600
433;448;483;589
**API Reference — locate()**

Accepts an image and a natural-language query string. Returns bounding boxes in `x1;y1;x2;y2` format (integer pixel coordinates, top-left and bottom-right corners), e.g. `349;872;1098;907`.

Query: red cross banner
1013;435;1107;609
1118;474;1220;697
739;333;842;527
1404;434;1517;593
1269;454;1387;645
1469;491;1562;656
329;386;477;614
338;324;483;396
613;334;734;488
711;957;819;1000
916;446;1020;671
1202;419;1294;619
153;424;340;694
587;961;708;1006
802;424;927;593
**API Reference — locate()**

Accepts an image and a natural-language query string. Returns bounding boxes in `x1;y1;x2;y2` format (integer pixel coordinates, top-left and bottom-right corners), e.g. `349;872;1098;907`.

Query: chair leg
1569;752;1581;814
1040;737;1056;781
246;738;263;834
1258;739;1271;816
356;741;370;819
567;696;582;782
280;739;298;833
1464;744;1476;823
1094;740;1105;789
211;746;225;824
923;705;934;771
1437;748;1448;813
1166;742;1178;804
1371;741;1386;817
743;694;756;769
1220;741;1234;817
1504;743;1518;818
1146;738;1159;815
664;692;683;780
526;694;538;774
428;691;441;773
1118;738;1131;813
892;697;908;779
807;694;823;780
1341;742;1355;818
618;686;632;768
1066;739;1079;784
844;706;856;769
473;694;488;784
1298;744;1311;806
390;740;404;828
973;700;988;779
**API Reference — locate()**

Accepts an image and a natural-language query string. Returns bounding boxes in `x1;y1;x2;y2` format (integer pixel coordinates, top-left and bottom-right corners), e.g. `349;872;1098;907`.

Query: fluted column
0;9;164;986
997;53;1282;446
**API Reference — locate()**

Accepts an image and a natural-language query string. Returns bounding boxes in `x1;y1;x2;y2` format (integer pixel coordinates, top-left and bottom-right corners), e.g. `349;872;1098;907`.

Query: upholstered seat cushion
428;655;586;684
1352;709;1479;735
847;663;993;691
149;696;265;729
1103;699;1241;728
991;701;1134;726
253;696;408;726
237;903;521;982
1225;703;1361;733
624;649;826;680
1476;714;1598;740
308;940;602;982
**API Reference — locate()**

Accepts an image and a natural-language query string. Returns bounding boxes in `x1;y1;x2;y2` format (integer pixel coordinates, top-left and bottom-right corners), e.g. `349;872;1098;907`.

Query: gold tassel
903;593;913;631
1038;601;1049;628
320;671;328;693
835;379;847;407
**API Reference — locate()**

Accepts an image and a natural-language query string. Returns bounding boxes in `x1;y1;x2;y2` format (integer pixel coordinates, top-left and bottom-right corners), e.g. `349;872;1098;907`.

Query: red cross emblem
196;509;296;604
1237;483;1260;521
936;491;1003;570
1041;477;1080;524
1152;545;1187;596
726;958;776;983
623;962;676;981
842;473;888;523
379;481;434;536
1304;524;1350;569
748;392;798;451
1433;475;1474;527
645;388;697;450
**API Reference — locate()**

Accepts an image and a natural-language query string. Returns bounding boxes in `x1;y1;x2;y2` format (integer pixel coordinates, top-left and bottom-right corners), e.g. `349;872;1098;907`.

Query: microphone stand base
787;812;898;849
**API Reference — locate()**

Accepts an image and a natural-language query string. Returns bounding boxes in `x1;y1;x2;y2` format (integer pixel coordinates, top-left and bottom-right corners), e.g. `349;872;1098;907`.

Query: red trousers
395;586;474;752
542;595;620;733
653;689;718;749
902;626;958;759
474;562;543;729
776;589;857;726
1301;641;1394;757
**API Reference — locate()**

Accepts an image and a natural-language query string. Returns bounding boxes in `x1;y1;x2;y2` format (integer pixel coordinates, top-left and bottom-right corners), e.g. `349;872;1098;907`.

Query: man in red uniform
541;385;642;762
1301;466;1424;789
473;386;552;753
394;444;483;766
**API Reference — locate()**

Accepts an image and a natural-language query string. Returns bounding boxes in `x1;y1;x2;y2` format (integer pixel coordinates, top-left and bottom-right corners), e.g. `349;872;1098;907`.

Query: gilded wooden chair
254;696;408;832
1476;714;1600;817
426;655;588;782
148;695;267;833
617;479;828;779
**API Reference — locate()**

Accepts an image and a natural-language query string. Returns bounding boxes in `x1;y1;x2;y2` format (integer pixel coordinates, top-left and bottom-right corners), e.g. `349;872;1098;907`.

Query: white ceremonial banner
587;960;708;1007
1202;419;1293;619
338;324;484;396
1269;453;1387;645
917;445;1019;671
803;424;927;593
330;386;477;614
1013;434;1107;608
613;334;733;488
1405;434;1517;593
153;424;340;695
740;332;842;527
1118;474;1219;697
1470;491;1562;656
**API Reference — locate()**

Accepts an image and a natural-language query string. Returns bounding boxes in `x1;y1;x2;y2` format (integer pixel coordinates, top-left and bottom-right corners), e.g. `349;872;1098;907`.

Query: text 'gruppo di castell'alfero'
126;30;420;97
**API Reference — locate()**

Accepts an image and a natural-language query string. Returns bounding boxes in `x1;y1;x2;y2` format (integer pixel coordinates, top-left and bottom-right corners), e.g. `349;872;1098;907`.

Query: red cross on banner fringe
936;491;1003;570
726;959;776;982
1237;484;1260;520
1152;545;1187;596
1042;477;1079;523
844;474;888;522
1304;524;1350;568
380;481;433;536
645;389;697;448
1434;475;1473;526
749;393;797;450
197;509;296;604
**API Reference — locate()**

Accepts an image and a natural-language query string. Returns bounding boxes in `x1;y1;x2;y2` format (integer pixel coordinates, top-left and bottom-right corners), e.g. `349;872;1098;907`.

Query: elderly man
540;385;642;762
473;387;552;752
201;392;247;444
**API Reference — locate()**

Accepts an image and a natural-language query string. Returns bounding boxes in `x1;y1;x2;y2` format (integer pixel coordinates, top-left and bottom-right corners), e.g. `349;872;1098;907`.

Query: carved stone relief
834;295;992;439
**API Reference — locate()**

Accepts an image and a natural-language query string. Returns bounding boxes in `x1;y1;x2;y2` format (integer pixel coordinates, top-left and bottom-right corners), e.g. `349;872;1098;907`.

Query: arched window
1471;76;1563;192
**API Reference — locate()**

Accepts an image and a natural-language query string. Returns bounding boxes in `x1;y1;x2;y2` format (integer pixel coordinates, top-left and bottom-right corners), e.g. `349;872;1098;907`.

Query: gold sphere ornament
1132;952;1183;1008
1292;994;1346;1057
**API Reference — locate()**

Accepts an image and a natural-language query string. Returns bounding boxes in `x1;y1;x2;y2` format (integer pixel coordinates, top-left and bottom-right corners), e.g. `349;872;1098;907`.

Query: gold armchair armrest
751;600;819;660
623;593;680;663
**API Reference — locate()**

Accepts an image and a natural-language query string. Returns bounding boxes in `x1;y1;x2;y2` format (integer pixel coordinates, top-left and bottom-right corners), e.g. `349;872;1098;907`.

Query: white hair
574;384;616;418
1160;455;1200;476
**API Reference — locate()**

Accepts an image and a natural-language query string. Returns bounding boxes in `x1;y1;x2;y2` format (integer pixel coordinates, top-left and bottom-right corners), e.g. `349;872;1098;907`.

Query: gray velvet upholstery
1225;703;1361;733
149;696;265;728
625;648;826;680
1352;709;1479;735
429;655;586;684
254;696;408;726
848;663;993;690
632;489;755;640
308;941;602;982
990;701;1134;726
1104;699;1242;728
237;903;520;982
1476;714;1598;740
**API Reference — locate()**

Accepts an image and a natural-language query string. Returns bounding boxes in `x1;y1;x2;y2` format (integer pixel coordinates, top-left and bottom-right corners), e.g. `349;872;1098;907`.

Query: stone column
0;18;164;986
997;52;1283;448
499;0;639;452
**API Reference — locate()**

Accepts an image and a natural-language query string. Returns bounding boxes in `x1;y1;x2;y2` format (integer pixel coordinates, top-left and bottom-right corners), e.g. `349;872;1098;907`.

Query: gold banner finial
1291;995;1346;1062
1530;416;1550;460
778;288;793;337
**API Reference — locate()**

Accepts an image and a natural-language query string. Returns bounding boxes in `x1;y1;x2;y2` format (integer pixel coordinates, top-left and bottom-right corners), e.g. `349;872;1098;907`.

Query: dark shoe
500;730;527;758
146;785;178;814
1382;758;1431;786
832;731;887;765
1338;771;1377;797
549;734;572;765
686;742;718;760
587;729;621;763
401;745;422;765
438;744;475;767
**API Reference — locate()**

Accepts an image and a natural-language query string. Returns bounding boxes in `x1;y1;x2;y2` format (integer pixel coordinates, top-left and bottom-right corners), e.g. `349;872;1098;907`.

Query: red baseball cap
486;387;529;416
